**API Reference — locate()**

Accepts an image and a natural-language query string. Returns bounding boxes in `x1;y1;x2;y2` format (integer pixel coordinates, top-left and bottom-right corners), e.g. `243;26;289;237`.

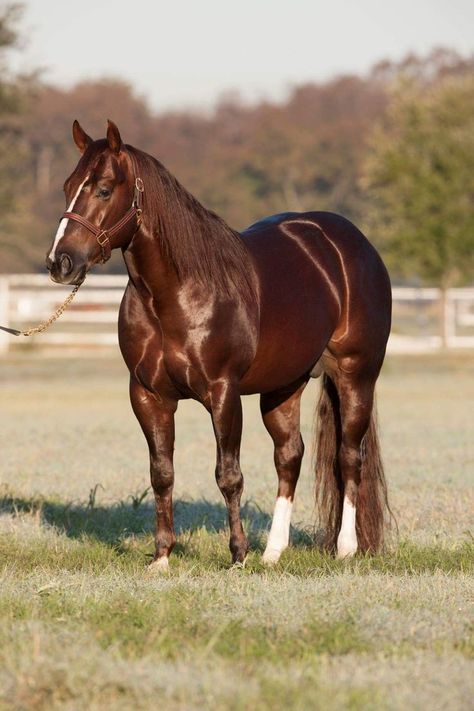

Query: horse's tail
314;373;391;553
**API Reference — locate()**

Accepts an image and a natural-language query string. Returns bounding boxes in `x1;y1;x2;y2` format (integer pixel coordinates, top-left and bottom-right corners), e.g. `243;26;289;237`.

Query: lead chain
19;283;82;337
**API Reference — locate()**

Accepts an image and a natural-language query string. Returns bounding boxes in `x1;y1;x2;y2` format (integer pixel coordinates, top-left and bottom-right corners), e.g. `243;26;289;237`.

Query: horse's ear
72;120;92;154
106;119;123;154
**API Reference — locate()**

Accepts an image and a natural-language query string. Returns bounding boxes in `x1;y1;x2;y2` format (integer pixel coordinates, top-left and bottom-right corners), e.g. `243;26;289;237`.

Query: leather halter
62;161;144;264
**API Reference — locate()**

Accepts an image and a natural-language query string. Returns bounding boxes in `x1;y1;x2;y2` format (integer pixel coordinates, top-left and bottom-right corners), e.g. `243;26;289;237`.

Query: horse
46;119;392;571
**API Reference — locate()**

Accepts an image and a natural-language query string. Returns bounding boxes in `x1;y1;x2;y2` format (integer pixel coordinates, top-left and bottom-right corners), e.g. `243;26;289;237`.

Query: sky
11;0;474;113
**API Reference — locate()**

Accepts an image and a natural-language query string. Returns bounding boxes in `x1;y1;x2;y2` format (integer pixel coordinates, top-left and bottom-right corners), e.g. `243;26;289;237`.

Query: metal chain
20;283;82;337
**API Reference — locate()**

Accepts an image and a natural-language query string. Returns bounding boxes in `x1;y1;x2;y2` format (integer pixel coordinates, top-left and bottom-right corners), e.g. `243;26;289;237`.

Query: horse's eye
97;187;111;199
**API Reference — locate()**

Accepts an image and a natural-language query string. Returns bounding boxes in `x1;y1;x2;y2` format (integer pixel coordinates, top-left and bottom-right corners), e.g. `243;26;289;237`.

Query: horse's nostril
45;256;53;271
59;254;73;276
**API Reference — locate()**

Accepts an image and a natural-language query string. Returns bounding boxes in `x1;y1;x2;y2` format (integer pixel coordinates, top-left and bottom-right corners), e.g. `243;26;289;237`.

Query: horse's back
242;210;391;313
242;212;302;235
243;211;385;261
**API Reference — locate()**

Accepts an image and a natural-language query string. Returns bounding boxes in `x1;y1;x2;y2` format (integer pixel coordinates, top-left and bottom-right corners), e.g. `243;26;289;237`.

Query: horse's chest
161;339;210;399
119;285;255;401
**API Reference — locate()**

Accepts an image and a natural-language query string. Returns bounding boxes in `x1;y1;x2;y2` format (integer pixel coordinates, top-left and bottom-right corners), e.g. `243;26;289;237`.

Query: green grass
1;491;472;576
0;353;473;710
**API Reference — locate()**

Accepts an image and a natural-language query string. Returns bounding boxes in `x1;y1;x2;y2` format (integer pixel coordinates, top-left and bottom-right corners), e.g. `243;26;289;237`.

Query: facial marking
263;496;293;565
337;495;358;558
49;175;89;261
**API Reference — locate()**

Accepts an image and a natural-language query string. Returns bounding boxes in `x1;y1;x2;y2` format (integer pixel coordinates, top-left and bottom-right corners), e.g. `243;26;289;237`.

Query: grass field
0;352;473;710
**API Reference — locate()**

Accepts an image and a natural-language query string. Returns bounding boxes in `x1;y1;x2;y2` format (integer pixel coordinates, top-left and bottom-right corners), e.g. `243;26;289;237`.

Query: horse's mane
128;146;256;301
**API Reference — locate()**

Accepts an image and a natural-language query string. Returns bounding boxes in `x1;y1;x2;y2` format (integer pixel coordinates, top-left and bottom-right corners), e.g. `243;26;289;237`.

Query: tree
1;43;472;274
0;3;38;271
363;73;474;342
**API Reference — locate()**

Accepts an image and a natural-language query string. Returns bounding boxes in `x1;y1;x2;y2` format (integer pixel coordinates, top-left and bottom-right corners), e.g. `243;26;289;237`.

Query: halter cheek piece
62;173;144;264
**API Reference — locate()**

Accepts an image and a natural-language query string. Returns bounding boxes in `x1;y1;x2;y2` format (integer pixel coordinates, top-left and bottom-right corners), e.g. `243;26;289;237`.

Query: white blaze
263;496;293;564
48;176;89;261
337;495;358;558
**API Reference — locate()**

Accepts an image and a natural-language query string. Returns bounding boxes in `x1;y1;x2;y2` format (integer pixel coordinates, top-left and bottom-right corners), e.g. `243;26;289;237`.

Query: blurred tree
0;3;38;271
1;43;473;275
363;73;474;342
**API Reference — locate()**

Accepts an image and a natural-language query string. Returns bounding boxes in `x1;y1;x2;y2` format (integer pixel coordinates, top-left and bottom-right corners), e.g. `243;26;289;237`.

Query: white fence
389;286;474;352
0;274;473;355
0;274;125;355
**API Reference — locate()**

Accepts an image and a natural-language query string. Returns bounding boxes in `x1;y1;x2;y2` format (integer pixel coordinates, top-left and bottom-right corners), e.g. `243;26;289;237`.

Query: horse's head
46;120;143;284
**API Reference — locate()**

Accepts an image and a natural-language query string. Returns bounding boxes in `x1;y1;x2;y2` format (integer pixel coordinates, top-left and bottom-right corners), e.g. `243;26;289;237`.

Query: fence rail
1;274;473;355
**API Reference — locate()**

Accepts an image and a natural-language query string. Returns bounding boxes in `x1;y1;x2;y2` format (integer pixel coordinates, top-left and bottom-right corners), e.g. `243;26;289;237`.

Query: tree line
0;5;473;293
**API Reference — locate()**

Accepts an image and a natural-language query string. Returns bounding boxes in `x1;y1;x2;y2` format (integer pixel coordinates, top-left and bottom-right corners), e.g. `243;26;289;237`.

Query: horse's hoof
262;548;282;565
147;556;170;574
231;556;247;570
336;541;357;559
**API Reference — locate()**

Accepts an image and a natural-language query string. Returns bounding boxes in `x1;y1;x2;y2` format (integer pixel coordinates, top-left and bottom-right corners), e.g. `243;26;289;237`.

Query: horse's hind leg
260;379;307;565
333;366;380;557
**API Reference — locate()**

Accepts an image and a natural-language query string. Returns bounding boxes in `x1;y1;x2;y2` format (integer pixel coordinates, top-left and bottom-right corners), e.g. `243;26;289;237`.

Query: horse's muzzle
46;253;85;285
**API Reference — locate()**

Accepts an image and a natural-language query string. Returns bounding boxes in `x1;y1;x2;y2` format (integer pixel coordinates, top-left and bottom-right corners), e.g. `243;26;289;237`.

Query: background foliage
0;4;473;288
363;73;474;288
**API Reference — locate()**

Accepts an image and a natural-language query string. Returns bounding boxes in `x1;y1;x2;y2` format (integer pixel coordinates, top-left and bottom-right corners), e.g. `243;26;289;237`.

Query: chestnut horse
47;120;392;570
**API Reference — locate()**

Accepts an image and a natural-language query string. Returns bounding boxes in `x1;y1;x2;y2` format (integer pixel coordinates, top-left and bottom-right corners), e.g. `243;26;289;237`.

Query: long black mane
128;146;255;301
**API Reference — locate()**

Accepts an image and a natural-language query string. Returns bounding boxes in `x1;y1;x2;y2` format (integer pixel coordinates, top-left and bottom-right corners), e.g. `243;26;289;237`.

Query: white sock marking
148;556;169;574
48;176;89;261
263;496;293;564
337;495;358;558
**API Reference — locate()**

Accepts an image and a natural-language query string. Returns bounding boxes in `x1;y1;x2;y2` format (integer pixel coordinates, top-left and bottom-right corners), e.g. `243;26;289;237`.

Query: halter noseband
62;166;144;264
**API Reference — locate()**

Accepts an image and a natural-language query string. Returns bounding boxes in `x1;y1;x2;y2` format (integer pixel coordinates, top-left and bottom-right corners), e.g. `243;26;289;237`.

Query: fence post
444;289;456;348
0;276;10;355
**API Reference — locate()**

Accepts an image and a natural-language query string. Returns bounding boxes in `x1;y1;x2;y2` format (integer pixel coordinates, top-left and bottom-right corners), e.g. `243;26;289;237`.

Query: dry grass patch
0;353;473;709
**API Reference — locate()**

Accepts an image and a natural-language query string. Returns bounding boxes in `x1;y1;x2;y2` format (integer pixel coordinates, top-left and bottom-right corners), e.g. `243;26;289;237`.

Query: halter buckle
96;230;111;264
133;177;144;210
97;231;109;247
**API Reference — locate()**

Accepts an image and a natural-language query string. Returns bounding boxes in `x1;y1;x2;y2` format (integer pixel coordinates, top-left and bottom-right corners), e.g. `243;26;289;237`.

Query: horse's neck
122;226;180;310
121;166;254;312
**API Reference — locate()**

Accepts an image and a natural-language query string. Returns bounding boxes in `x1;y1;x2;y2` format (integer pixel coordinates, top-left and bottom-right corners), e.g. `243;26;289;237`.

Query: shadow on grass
0;493;314;551
1;492;472;575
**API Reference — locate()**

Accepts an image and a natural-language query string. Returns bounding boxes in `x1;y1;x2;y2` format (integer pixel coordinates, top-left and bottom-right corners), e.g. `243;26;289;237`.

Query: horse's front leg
209;380;248;564
130;377;178;572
